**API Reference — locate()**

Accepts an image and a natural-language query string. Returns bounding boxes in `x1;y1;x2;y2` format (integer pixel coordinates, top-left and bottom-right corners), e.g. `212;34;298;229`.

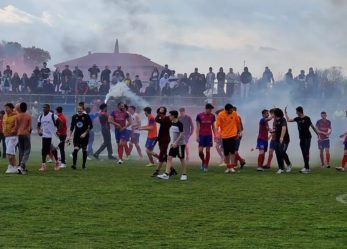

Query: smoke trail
105;81;149;107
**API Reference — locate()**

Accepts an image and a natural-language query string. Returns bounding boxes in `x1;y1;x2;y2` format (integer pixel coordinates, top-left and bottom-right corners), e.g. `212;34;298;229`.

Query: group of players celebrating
1;100;347;179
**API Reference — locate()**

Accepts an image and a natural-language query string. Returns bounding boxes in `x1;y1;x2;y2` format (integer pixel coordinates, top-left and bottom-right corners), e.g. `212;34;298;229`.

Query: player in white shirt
37;104;61;172
128;106;143;160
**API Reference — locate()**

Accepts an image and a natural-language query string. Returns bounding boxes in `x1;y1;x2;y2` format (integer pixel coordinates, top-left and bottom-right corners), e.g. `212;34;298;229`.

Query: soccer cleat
108;155;117;160
93;154;100;160
87;156;92;161
145;163;155;167
5;165;18;174
276;169;284;174
71;165;77;170
39;163;48;172
300;168;310;174
203;167;208;172
336;167;345;172
219;162;227;167
157;173;169;180
47;159;53;163
240;160;246;169
17;167;27;175
320;164;326;168
180;175;188;181
151;170;159;177
117;159;124;165
257;167;264;172
59;163;66;169
124;155;132;161
200;163;205;171
169;168;178;176
262;165;271;169
326;165;331;168
230;168;236;173
224;168;230;174
286;164;292;173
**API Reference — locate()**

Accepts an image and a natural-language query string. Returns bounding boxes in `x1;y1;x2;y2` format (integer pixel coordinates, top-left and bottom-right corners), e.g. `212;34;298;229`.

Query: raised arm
284;106;295;122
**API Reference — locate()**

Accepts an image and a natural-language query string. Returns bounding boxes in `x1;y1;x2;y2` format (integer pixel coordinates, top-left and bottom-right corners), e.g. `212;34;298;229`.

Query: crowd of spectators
0;62;345;101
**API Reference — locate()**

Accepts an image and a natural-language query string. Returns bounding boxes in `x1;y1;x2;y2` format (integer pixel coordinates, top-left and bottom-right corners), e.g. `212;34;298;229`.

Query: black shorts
42;137;52;155
222;137;237;156
168;145;186;159
73;135;89;149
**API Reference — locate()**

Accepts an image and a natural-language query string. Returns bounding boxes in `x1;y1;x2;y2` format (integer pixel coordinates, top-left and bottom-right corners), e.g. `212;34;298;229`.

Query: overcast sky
0;0;346;77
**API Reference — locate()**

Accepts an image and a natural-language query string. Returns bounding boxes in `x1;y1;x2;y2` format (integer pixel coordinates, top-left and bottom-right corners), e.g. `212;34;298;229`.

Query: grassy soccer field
0;152;347;249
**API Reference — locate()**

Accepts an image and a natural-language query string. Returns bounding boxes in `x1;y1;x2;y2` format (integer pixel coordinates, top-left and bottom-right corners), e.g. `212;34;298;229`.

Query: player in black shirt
273;108;292;174
285;106;318;173
67;105;93;169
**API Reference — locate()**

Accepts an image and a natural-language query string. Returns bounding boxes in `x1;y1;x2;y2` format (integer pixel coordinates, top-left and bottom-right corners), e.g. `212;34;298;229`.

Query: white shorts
5;136;18;155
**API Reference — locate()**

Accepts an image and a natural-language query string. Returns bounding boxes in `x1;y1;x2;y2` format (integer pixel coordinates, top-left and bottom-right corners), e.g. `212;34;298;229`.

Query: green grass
0;155;347;249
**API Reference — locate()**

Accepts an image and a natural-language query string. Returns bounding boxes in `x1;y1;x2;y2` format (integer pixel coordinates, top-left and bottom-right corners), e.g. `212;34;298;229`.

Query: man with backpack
37;104;61;172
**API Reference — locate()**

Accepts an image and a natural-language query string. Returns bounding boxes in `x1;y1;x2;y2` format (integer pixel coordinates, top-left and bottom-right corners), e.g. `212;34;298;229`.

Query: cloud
0;5;53;26
0;5;34;24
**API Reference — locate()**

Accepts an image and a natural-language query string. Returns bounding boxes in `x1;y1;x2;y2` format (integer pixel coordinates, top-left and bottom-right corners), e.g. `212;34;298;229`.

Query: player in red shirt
256;109;272;171
108;102;132;164
56;106;67;168
336;131;347;172
195;103;216;172
315;111;332;168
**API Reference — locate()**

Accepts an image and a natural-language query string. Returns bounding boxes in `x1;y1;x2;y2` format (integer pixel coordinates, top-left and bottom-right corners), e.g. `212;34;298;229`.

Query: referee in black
68;104;93;169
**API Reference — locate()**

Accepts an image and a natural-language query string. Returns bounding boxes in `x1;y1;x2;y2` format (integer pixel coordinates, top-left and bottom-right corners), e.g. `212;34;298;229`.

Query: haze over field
0;0;346;76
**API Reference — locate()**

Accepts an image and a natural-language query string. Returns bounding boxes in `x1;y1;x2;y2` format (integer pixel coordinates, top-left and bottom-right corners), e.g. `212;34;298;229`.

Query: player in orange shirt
215;108;225;166
139;107;159;166
216;103;241;173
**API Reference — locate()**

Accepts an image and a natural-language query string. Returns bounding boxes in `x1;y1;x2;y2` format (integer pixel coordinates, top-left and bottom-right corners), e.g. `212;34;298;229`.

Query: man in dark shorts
157;110;187;180
68;104;93;169
216;104;241;173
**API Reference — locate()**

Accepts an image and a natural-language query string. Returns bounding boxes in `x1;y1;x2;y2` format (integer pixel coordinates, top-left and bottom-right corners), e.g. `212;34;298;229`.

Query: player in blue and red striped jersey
108;102;132;164
315;111;332;168
195;103;216;172
256;109;272;171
